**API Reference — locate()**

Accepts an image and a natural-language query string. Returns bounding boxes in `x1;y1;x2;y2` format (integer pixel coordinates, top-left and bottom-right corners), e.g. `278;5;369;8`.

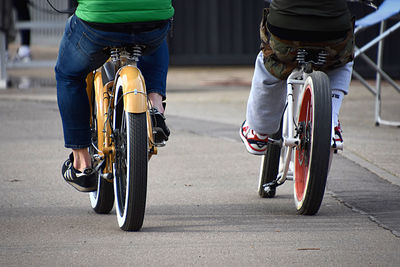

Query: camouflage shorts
260;8;355;80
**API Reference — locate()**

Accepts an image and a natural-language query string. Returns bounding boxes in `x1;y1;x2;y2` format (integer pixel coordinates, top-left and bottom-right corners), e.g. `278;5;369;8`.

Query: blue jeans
55;15;170;149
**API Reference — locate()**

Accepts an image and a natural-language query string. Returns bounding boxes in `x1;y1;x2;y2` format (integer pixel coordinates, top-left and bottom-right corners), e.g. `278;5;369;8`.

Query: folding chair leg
374;22;400;127
352;70;377;96
0;31;7;89
358;53;400;93
375;22;385;126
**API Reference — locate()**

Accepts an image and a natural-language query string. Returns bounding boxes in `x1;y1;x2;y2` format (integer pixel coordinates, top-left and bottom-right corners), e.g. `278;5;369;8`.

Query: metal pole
375;21;385;126
354;21;400;57
0;31;7;89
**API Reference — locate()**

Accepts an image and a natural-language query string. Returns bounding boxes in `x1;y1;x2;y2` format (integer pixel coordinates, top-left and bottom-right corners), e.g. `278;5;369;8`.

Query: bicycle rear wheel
113;110;148;231
294;71;331;215
89;89;114;214
89;172;115;214
258;128;282;198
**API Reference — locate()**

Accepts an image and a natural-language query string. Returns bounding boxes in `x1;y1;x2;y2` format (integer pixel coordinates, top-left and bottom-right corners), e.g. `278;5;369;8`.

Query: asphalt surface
0;65;400;265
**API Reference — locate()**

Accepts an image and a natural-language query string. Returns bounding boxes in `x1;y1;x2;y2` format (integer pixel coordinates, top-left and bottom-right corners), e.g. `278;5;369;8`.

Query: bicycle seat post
126;45;143;66
110;48;120;62
296;48;328;73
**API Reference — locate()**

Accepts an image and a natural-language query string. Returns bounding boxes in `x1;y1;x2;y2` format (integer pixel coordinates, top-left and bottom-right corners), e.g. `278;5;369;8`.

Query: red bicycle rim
295;85;313;202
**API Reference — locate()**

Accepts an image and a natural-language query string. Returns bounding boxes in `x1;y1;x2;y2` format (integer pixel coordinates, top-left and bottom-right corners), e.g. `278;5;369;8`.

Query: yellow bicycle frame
86;64;156;177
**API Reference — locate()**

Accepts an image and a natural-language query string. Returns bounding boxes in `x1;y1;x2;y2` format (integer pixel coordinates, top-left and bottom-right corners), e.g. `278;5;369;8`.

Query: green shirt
76;0;174;23
268;0;352;32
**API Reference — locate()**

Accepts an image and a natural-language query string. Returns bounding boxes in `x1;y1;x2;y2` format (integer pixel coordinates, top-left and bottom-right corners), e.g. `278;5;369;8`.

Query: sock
332;89;344;127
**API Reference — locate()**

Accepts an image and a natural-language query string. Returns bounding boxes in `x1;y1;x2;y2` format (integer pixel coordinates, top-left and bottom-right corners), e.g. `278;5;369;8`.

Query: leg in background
327;61;353;127
246;51;287;135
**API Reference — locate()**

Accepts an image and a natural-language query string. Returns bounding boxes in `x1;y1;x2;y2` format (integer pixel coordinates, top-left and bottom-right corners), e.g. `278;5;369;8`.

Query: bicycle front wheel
294;71;331;215
114;111;148;231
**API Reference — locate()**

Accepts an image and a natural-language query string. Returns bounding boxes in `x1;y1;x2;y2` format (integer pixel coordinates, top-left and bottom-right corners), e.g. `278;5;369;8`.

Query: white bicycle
258;48;342;215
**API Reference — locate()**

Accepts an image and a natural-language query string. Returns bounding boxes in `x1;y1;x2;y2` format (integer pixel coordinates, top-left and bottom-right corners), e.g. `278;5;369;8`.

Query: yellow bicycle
85;45;163;231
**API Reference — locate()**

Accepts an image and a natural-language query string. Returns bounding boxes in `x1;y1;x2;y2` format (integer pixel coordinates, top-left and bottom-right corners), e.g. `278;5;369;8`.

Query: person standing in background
12;0;31;62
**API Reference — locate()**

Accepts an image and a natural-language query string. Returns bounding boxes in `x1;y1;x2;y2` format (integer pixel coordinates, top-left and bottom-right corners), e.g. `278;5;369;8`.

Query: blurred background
2;0;400;79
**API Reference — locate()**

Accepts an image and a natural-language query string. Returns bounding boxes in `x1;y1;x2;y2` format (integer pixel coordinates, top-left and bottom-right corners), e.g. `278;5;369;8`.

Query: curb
342;149;400;187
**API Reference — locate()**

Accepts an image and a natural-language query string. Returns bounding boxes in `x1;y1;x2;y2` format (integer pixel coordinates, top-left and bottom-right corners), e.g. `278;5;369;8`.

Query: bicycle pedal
331;140;343;153
93;158;105;173
153;140;166;147
263;182;276;193
100;172;113;181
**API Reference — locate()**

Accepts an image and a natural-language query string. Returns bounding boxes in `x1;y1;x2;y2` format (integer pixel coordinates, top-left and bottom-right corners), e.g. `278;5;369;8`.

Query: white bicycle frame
273;68;343;187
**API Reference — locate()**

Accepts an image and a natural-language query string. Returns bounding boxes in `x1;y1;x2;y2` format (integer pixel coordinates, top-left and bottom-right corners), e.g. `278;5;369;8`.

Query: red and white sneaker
333;121;344;152
240;120;269;155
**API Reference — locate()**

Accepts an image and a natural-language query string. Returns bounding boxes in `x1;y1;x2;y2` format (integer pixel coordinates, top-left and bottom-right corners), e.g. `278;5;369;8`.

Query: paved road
0;97;399;266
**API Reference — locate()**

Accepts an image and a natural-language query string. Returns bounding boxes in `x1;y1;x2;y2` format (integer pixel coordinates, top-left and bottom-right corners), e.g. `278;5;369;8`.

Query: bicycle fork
114;64;157;156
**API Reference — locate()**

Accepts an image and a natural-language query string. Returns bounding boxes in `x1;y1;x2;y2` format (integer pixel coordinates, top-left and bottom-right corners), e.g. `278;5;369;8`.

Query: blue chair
353;0;400;127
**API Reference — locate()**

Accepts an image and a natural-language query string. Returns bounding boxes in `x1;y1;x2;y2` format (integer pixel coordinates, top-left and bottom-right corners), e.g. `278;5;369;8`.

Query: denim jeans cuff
64;143;91;149
148;88;166;100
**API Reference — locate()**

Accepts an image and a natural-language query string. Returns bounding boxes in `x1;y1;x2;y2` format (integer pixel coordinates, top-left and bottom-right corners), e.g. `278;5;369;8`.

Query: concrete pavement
1;88;400;266
2;58;400;183
165;66;400;184
5;44;400;185
1;46;400;266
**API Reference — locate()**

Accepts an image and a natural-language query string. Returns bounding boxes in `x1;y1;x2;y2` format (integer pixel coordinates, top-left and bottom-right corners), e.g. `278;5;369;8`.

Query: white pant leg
327;61;353;126
246;52;287;135
327;61;353;95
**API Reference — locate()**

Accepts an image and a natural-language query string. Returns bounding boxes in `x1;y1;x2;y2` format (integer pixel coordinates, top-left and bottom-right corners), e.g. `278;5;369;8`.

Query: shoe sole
65;180;97;192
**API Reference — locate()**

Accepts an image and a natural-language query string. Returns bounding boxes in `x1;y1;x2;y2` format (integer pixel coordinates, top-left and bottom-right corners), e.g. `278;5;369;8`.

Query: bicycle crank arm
268;138;282;147
92;154;105;172
92;154;113;181
267;137;300;148
94;161;104;173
